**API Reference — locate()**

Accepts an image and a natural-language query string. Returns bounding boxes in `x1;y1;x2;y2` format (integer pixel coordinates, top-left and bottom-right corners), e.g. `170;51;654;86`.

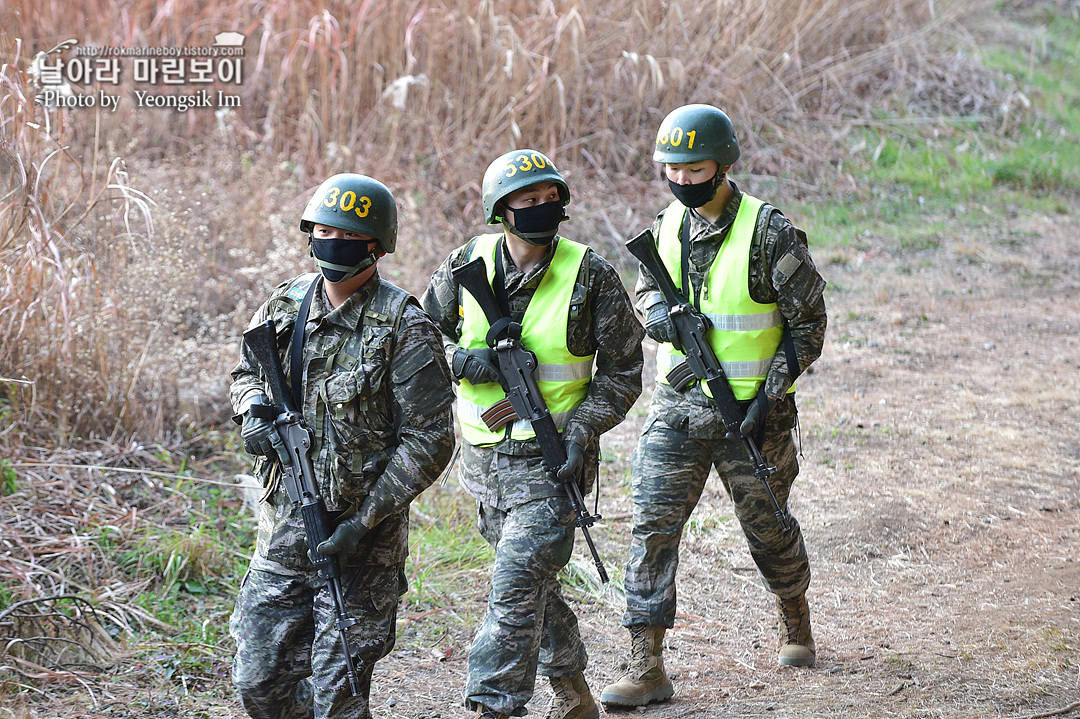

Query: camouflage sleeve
354;300;457;530
564;250;645;448
632;211;667;315
755;212;828;399
420;242;472;363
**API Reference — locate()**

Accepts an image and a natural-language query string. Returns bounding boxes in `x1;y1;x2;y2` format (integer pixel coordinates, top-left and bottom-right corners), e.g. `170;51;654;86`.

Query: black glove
316;514;369;559
730;394;777;440
643;300;679;346
241;394;278;457
556;439;586;481
452;347;501;385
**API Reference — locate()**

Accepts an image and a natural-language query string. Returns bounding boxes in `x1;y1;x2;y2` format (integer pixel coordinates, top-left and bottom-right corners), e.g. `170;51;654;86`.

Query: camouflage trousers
622;411;810;629
229;515;407;719
465;497;589;716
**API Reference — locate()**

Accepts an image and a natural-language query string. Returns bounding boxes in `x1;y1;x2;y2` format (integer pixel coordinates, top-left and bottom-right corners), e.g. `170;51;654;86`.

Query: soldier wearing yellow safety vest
601;105;828;709
422;150;644;719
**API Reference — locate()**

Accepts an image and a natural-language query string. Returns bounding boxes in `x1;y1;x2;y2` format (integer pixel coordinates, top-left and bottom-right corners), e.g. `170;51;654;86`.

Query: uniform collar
312;268;380;330
499;235;556;287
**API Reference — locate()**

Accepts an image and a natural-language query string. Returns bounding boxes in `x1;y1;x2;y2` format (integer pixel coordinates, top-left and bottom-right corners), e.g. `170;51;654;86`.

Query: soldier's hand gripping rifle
452;257;610;583
242;319;364;696
625;229;792;533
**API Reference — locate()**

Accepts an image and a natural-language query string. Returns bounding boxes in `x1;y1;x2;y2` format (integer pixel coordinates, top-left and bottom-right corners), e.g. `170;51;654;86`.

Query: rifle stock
625;229;792;533
452;257;610;583
244;320;293;413
242;319;365;695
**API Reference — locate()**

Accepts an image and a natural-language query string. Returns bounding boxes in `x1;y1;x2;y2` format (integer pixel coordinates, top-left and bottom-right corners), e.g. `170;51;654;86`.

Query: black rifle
242;319;364;696
625;229;792;533
452;257;610;583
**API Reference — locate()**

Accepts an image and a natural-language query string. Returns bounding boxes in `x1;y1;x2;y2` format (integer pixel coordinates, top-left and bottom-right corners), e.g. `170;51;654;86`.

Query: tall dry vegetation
0;0;993;447
7;0;962;178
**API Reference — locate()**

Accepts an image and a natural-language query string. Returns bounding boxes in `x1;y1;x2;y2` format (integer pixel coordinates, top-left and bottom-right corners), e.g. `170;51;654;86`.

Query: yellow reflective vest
457;234;594;446
654;195;791;401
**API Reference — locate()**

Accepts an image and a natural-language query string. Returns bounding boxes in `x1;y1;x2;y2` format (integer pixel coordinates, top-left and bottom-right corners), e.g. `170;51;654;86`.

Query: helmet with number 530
481;149;570;225
653;104;740;167
299;173;398;254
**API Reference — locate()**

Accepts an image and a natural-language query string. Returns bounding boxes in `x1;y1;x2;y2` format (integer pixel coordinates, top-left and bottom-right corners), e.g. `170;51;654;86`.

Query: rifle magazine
666;360;697;392
481;397;519;431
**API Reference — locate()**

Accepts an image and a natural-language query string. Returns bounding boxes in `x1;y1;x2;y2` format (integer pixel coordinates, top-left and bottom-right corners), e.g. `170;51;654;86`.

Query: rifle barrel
242;317;365;696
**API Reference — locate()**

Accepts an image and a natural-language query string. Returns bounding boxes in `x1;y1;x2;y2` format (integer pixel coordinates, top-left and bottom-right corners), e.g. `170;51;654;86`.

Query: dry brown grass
0;0;1006;444
6;0;985;179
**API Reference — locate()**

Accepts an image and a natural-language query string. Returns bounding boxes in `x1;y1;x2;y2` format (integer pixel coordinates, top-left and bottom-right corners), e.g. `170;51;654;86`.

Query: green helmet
653;104;740;166
299;173;398;253
481;149;569;225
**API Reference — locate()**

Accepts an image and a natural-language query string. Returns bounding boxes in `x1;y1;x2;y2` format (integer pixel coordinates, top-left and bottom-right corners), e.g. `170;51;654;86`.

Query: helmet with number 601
481;149;570;225
653;104;740;167
299;173;398;253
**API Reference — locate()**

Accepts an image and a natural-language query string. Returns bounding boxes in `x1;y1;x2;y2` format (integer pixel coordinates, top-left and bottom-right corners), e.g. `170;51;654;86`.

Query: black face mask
503;201;566;246
668;174;722;209
310;238;375;283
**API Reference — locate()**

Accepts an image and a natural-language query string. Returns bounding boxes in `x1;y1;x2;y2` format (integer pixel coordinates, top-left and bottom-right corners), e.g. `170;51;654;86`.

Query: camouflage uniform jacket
231;270;456;571
636;181;828;434
422;236;645;509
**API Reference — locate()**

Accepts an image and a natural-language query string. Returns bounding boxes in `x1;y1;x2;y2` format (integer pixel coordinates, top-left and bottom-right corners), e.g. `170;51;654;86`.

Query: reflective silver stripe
456;396;488;427
511;409;574;435
537;360;593;382
456;397;574;434
702;309;782;332
718;357;774;378
657;353;772;379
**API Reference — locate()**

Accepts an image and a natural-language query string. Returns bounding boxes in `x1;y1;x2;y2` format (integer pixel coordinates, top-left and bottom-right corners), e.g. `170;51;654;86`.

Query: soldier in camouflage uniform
421;150;644;719
601;105;828;708
229;174;456;719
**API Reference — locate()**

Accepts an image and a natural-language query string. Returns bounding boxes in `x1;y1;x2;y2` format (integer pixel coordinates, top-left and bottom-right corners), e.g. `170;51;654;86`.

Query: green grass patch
794;10;1080;251
0;459;16;496
405;485;494;614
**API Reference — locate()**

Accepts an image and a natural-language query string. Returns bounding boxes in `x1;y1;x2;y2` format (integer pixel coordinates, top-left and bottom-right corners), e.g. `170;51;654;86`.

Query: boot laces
545;677;576;716
779;598;804;643
628;624;652;668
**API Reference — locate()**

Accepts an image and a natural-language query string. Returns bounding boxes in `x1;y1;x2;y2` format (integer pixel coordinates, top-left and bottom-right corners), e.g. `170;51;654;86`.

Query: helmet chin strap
499;219;557;246
708;170;727;201
313;254;377;282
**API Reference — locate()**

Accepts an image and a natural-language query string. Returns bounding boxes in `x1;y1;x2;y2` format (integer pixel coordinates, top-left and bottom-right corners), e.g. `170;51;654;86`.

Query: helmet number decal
503;152;550;178
321;185;372;218
657;127;697;150
355;195;371;217
322;186;340;208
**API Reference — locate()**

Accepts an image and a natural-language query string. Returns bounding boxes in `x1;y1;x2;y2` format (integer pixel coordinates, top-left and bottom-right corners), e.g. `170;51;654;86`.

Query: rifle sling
679;209;691;303
492;239;513;321
288;276;321;411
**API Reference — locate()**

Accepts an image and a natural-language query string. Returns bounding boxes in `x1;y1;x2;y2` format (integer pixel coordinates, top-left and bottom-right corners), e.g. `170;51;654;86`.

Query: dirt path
8;207;1073;719
372;207;1080;718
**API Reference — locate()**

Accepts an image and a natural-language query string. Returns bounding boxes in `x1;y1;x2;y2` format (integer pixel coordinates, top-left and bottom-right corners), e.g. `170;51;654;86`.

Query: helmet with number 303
481;149;570;225
299;173;398;253
653;104;740;167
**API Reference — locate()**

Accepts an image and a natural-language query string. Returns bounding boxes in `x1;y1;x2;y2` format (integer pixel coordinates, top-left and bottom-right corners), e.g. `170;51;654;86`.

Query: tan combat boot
543;672;599;719
599;625;674;707
777;593;816;666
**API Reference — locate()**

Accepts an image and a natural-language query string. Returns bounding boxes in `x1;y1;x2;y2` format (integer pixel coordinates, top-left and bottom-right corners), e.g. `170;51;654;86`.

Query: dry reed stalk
7;0;986;182
0;0;1004;445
